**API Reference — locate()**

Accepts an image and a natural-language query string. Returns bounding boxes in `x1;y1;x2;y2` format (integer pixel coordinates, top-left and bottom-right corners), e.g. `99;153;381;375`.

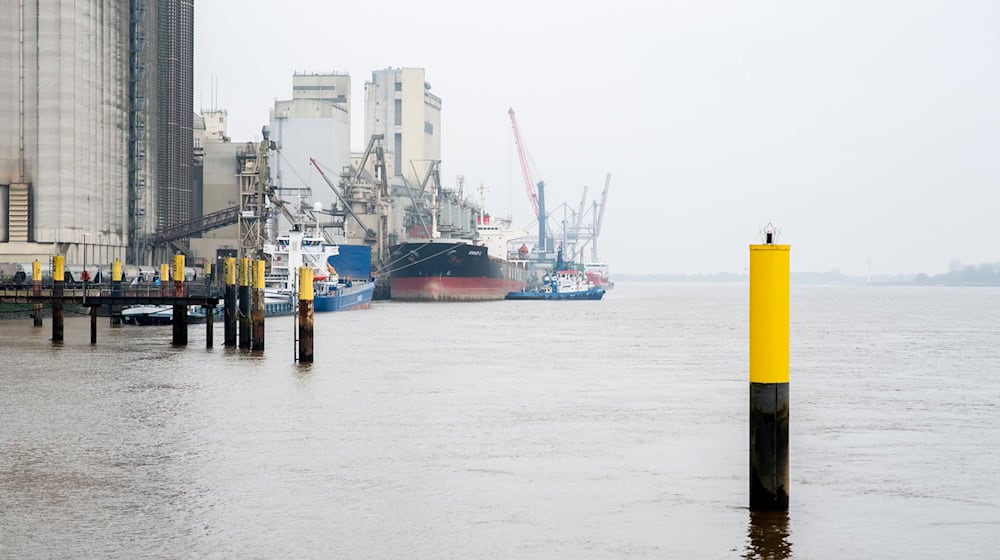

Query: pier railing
0;280;223;305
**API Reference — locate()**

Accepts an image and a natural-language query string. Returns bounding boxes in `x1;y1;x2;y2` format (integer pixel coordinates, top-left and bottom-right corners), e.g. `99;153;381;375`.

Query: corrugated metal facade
154;0;194;238
0;1;130;263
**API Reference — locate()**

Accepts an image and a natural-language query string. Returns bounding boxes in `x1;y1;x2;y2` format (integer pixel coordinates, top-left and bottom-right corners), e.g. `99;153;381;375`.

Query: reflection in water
745;510;793;560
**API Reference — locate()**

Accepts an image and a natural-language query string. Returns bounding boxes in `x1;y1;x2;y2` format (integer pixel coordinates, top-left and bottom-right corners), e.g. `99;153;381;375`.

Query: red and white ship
387;214;529;301
583;262;614;290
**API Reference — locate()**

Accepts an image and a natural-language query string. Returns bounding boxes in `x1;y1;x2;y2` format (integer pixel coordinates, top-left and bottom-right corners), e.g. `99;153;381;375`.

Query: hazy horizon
195;1;1000;276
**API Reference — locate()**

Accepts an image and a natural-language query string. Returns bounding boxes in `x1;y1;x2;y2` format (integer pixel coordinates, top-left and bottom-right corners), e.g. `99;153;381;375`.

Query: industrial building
269;72;352;236
0;0;194;267
189;111;243;262
364;68;445;240
154;0;195;241
364;68;442;187
0;1;131;266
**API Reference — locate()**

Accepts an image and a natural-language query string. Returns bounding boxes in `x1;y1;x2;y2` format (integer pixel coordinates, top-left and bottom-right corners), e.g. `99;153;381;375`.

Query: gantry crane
576;173;611;262
592;173;611;261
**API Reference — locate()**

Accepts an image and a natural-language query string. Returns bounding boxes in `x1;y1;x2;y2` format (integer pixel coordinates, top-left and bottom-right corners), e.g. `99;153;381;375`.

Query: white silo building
269;72;352;236
364;67;442;187
0;2;131;266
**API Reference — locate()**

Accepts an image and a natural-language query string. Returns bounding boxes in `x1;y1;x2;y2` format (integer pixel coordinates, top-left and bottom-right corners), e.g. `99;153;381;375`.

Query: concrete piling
748;236;791;511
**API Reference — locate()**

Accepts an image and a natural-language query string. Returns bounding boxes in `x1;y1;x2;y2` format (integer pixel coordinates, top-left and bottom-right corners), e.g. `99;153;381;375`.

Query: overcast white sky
195;0;1000;275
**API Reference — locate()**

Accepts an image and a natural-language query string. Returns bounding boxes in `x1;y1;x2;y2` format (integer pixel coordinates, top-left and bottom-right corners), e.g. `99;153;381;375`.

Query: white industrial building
364;68;442;239
269;72;352;236
0;2;130;265
364;67;442;187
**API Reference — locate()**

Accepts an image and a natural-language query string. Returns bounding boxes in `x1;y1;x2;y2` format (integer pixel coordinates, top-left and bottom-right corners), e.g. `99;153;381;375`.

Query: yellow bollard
749;234;790;511
160;263;169;296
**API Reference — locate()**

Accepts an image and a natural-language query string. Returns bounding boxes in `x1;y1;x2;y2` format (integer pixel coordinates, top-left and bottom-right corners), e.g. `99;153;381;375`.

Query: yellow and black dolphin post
298;266;314;363
749;230;790;511
238;257;251;349
250;259;265;352
172;254;187;345
52;255;64;342
111;258;123;327
32;260;42;327
224;257;237;347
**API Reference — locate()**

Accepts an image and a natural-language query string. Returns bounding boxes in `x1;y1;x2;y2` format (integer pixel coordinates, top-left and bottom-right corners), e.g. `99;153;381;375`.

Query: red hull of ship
391;276;525;301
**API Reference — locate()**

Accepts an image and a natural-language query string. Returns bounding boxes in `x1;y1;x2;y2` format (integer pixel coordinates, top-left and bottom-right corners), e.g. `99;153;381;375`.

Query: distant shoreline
615;271;1000;287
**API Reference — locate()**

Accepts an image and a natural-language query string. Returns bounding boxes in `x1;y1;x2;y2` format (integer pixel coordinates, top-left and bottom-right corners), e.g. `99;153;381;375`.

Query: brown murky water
1;284;998;558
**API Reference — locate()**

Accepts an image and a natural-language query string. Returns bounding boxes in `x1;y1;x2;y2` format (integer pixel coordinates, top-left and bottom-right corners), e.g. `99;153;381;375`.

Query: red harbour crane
507;108;539;218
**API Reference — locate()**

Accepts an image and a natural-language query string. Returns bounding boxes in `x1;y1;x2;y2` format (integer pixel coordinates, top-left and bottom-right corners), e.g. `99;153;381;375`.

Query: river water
1;283;998;558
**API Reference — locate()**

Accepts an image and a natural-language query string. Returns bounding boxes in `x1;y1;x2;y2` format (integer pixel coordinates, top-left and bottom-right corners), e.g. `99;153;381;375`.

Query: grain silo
0;1;131;265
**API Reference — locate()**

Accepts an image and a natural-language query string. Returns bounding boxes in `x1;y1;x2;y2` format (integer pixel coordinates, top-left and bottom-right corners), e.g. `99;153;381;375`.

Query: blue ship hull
505;287;606;300
314;281;375;312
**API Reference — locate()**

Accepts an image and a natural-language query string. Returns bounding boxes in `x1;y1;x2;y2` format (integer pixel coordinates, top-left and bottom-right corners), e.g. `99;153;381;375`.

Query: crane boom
507;108;539;218
574;185;588;233
596;173;610;237
310;157;373;240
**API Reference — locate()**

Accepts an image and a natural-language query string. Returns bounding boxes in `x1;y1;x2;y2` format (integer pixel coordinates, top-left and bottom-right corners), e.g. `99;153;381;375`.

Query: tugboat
505;251;605;301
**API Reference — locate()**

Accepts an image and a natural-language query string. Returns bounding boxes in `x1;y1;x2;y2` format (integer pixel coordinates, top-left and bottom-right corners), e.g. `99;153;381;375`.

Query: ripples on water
1;284;998;558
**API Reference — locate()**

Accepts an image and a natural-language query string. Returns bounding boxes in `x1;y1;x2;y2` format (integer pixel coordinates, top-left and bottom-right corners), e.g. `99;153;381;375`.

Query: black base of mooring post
90;307;97;345
52;283;64;343
749;382;789;511
238;285;250;349
251;289;264;352
298;300;313;363
172;304;188;345
205;306;214;348
224;285;236;347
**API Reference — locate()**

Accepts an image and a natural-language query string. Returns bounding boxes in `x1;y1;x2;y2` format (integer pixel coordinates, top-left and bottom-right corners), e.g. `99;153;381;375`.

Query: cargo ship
266;227;374;312
583;262;614;290
387;214;529;301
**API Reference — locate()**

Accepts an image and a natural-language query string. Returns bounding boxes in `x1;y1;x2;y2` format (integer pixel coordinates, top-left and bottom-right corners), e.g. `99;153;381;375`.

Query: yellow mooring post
52;255;64;342
172;254;187;346
224;257;237;347
32;259;42;327
110;258;123;327
298;266;314;363
749;229;790;511
160;263;170;297
251;259;265;352
238;258;251;349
